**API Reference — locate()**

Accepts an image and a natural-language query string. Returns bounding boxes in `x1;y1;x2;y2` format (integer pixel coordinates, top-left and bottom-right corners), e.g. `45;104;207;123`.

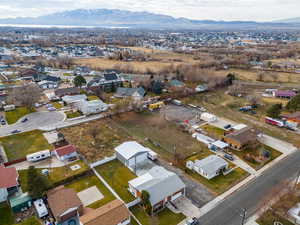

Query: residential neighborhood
1;8;300;225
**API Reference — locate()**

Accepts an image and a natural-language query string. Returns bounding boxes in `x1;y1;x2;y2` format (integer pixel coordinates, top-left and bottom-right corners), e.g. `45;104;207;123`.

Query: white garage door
171;192;182;201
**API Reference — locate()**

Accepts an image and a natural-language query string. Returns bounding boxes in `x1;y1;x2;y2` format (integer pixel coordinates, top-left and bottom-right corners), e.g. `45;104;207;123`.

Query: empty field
0;130;53;161
112;111;210;161
61;119;131;163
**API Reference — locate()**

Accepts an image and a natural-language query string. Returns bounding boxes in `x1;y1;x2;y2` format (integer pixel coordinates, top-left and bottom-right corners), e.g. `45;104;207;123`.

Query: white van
26;150;51;162
147;150;158;161
34;199;48;218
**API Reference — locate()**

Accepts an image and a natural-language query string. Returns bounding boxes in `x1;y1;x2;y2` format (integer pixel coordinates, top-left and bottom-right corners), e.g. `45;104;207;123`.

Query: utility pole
240;208;247;225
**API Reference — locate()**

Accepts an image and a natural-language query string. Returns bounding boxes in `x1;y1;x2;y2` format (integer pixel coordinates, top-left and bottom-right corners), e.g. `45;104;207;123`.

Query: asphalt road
199;150;300;225
0;111;65;136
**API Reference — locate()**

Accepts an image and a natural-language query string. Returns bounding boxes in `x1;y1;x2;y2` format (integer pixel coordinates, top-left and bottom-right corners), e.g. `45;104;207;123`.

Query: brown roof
0;165;18;188
282;112;300;119
47;186;82;218
80;200;130;225
55;145;76;157
225;127;260;145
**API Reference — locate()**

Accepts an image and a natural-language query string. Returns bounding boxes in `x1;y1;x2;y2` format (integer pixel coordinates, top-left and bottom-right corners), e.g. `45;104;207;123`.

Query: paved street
198;150;300;225
0;111;65;136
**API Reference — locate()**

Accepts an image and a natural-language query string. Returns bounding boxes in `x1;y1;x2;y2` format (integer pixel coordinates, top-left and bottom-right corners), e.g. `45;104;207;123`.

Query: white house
0;165;19;203
76;100;108;115
186;155;228;180
54;145;77;161
62;94;87;105
200;113;217;122
38;80;58;89
115;141;150;172
128;166;185;213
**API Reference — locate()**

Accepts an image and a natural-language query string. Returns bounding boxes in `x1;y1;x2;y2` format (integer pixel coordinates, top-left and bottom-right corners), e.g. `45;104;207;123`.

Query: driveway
156;158;215;208
8;156;68;170
0;111;65;137
258;134;297;154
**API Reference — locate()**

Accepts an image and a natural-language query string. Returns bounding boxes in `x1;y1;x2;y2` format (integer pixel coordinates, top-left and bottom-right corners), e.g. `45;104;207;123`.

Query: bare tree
8;84;42;109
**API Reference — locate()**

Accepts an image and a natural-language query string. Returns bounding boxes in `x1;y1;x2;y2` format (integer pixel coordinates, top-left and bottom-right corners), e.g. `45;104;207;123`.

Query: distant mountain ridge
0;8;298;29
275;17;300;23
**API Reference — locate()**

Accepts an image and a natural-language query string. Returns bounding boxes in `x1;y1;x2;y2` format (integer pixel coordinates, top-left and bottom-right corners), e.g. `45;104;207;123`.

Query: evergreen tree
266;103;282;118
73;75;87;88
286;94;300;112
27;166;50;198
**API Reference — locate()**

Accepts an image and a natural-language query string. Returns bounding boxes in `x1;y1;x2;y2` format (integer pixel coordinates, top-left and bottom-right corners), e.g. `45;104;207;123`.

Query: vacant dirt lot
61;119;131;163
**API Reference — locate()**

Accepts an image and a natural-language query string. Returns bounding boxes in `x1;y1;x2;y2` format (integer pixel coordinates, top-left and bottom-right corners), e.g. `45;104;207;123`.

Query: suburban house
79;200;131;225
62;94;87;105
38;80;58;89
128;166;185;213
76;100;108;115
54;145;78;161
186;155;229;180
0;165;19;203
223;127;261;150
88;72;123;92
55;87;81;98
47;186;83;224
115;87;146;101
115;141;150;172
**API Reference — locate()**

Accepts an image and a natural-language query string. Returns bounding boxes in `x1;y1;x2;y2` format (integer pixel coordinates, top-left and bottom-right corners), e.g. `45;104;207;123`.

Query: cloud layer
0;0;299;21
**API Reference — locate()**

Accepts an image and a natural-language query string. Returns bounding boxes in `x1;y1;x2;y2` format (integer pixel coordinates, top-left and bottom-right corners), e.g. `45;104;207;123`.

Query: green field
65;175;116;209
95;160;136;203
19;160;89;192
0;203;15;225
131;205;186;225
5;107;35;124
65;111;82;119
0;130;53;161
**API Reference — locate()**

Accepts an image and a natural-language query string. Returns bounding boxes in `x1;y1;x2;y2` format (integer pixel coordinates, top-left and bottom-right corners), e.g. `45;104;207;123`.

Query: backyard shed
9;192;32;213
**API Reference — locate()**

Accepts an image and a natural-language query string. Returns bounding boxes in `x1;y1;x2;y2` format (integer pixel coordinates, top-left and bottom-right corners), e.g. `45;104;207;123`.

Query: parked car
224;124;232;129
11;129;21;134
48;107;56;111
21;118;28;123
1;120;6;125
185;217;199;225
224;154;234;161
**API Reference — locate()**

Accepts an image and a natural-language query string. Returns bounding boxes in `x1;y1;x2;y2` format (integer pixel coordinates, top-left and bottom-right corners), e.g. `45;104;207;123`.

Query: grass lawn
95;160;136;203
201;124;225;139
131;205;186;225
5;107;35;124
19;160;89;192
87;95;100;101
232;145;282;170
52;102;63;109
185;167;249;195
65;111;82;119
0;203;15;225
257;210;295;225
185;153;249;194
61;119;130;163
0;130;53;161
16;216;41;225
65;175;116;209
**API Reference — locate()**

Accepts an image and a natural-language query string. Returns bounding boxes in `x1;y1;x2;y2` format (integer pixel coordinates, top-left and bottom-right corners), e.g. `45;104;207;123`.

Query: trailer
26;150;51;162
265;117;284;127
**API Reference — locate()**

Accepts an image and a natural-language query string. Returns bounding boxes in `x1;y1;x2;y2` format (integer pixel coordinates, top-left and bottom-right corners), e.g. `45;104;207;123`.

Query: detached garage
115;141;149;172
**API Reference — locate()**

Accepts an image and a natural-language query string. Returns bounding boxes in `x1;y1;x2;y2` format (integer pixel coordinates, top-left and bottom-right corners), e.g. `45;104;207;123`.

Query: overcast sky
0;0;299;21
